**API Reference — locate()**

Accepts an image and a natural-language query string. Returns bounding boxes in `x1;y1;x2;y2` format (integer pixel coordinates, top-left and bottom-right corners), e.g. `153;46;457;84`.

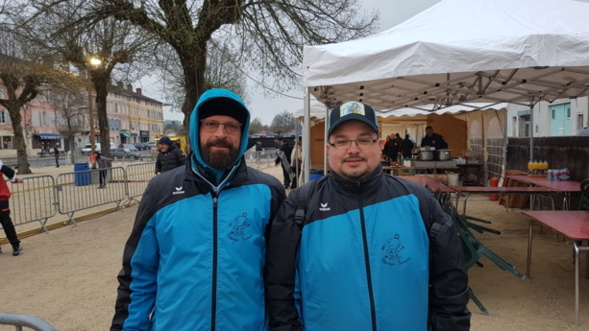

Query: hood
189;88;250;184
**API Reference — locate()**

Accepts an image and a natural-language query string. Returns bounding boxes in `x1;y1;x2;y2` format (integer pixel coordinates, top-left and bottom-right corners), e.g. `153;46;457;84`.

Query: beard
201;138;239;169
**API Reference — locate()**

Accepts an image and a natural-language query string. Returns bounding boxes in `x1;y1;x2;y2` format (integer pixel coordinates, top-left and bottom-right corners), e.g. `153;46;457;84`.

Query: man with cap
155;135;186;174
265;101;470;330
111;88;286;330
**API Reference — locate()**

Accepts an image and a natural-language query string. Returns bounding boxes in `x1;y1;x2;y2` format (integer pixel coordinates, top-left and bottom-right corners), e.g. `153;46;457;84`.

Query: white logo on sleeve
319;202;330;212
173;186;185;195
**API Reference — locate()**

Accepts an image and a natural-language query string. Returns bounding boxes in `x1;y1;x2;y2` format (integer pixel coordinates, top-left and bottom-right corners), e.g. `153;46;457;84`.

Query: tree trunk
95;83;110;157
92;71;112;157
7;105;31;174
179;50;207;155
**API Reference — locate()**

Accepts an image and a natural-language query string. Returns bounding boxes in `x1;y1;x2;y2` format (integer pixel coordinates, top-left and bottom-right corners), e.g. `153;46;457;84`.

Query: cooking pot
420;150;434;161
437;149;452;161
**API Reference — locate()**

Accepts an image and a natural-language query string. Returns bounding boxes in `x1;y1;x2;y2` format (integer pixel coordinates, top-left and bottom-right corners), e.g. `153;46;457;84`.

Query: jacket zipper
358;188;377;331
211;194;218;331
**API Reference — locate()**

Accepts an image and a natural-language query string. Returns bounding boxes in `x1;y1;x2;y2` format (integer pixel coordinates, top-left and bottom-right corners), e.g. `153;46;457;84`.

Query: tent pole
324;105;329;176
303;89;311;183
529;101;534;161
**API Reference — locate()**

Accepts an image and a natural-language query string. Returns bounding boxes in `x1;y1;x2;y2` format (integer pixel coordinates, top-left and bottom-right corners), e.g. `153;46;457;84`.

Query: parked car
146;141;156;150
576;127;589;136
119;143;137;150
81;142;116;154
134;142;149;150
110;147;141;160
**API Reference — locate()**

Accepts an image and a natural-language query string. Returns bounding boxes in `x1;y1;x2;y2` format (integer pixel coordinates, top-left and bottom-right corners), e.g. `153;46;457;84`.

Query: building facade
0;82;164;158
506;97;589;138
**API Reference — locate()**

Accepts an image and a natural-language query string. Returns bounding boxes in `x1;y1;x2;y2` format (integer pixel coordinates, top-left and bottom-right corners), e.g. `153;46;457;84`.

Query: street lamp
85;57;102;168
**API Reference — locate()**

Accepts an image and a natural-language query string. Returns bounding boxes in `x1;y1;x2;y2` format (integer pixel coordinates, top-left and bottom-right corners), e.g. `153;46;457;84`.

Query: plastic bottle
540;160;549;178
527;160;533;177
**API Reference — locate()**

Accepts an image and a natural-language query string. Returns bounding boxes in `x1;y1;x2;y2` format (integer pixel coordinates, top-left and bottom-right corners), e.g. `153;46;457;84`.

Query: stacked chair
432;189;526;315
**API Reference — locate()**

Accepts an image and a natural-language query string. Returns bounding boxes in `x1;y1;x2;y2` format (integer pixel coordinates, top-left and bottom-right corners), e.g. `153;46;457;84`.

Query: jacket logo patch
173;186;185;195
382;234;410;265
319;202;330;212
229;213;252;241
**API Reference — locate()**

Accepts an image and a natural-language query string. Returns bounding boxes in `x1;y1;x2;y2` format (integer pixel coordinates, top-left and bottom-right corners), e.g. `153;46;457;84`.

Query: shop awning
120;133;132;138
34;133;62;140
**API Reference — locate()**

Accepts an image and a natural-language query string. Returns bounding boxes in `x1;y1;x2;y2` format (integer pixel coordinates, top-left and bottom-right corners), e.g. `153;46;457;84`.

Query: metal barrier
125;162;156;204
0;312;56;331
55;167;128;224
245;147;277;169
7;175;57;233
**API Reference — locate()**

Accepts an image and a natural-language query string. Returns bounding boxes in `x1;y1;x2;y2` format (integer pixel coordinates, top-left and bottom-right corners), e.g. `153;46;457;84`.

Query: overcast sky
135;0;442;123
244;0;442;125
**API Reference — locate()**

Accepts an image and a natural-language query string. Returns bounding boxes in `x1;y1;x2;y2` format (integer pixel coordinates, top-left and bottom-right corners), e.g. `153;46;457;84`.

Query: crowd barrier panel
0;163;158;236
55;167;128;224
0;312;57;331
6;175;57;233
245;147;277;168
125;162;156;204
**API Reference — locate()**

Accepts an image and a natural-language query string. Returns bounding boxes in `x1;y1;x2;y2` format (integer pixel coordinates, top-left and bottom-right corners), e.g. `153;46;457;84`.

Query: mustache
206;139;232;149
343;156;366;162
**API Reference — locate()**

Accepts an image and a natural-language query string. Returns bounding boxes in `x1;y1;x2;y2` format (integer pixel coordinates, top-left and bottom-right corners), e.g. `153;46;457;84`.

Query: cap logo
340;101;365;117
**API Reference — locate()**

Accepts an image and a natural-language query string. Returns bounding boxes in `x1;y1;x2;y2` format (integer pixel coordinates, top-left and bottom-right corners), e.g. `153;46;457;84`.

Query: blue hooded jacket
111;89;285;331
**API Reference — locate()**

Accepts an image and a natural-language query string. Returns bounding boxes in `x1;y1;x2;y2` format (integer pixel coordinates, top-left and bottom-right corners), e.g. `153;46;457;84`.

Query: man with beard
266;101;470;331
111;88;286;330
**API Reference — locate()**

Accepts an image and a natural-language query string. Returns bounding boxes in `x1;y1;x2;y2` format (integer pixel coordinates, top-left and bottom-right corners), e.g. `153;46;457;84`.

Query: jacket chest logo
382;234;411;265
228;213;252;241
319;202;330;212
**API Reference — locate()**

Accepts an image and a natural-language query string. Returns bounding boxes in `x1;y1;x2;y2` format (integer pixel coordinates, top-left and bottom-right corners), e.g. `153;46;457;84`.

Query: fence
0;162;156;236
0;313;56;331
244;147;278;168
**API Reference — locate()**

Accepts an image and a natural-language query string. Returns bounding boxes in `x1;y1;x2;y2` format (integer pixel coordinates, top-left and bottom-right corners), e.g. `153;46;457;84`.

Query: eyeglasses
328;138;378;150
201;120;242;134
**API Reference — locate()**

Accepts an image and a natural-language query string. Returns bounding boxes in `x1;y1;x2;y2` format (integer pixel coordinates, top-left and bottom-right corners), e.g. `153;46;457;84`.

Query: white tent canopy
300;0;589;182
303;0;589;111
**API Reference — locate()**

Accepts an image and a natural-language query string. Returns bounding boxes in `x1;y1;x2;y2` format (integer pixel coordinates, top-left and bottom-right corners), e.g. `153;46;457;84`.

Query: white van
81;142;116;154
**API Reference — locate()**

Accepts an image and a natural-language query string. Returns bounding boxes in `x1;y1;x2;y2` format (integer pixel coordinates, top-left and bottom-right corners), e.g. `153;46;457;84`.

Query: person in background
155;135;186;175
266;101;470;331
111;88;285;330
275;139;293;189
54;146;60;168
383;132;401;163
255;140;263;163
420;126;448;150
0;161;23;256
290;138;302;189
94;151;113;189
402;134;415;158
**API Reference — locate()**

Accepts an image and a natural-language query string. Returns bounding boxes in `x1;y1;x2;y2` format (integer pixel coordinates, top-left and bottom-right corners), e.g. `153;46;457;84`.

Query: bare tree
0;53;42;173
156;40;248;115
249;117;263;135
50;80;87;162
88;0;378;129
270;110;295;135
10;0;155;157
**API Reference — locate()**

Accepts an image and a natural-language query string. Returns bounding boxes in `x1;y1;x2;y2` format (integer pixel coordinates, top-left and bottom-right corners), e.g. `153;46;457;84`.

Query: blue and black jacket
265;169;470;331
111;89;285;330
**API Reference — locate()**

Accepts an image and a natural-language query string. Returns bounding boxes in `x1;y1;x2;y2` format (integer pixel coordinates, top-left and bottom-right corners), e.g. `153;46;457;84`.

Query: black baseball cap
327;101;379;136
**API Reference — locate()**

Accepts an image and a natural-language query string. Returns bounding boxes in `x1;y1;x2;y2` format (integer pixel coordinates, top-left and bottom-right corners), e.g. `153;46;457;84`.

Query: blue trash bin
74;163;90;186
310;169;324;181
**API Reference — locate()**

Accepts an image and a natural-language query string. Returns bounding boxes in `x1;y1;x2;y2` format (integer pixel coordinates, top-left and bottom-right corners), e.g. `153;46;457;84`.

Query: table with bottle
506;175;581;210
